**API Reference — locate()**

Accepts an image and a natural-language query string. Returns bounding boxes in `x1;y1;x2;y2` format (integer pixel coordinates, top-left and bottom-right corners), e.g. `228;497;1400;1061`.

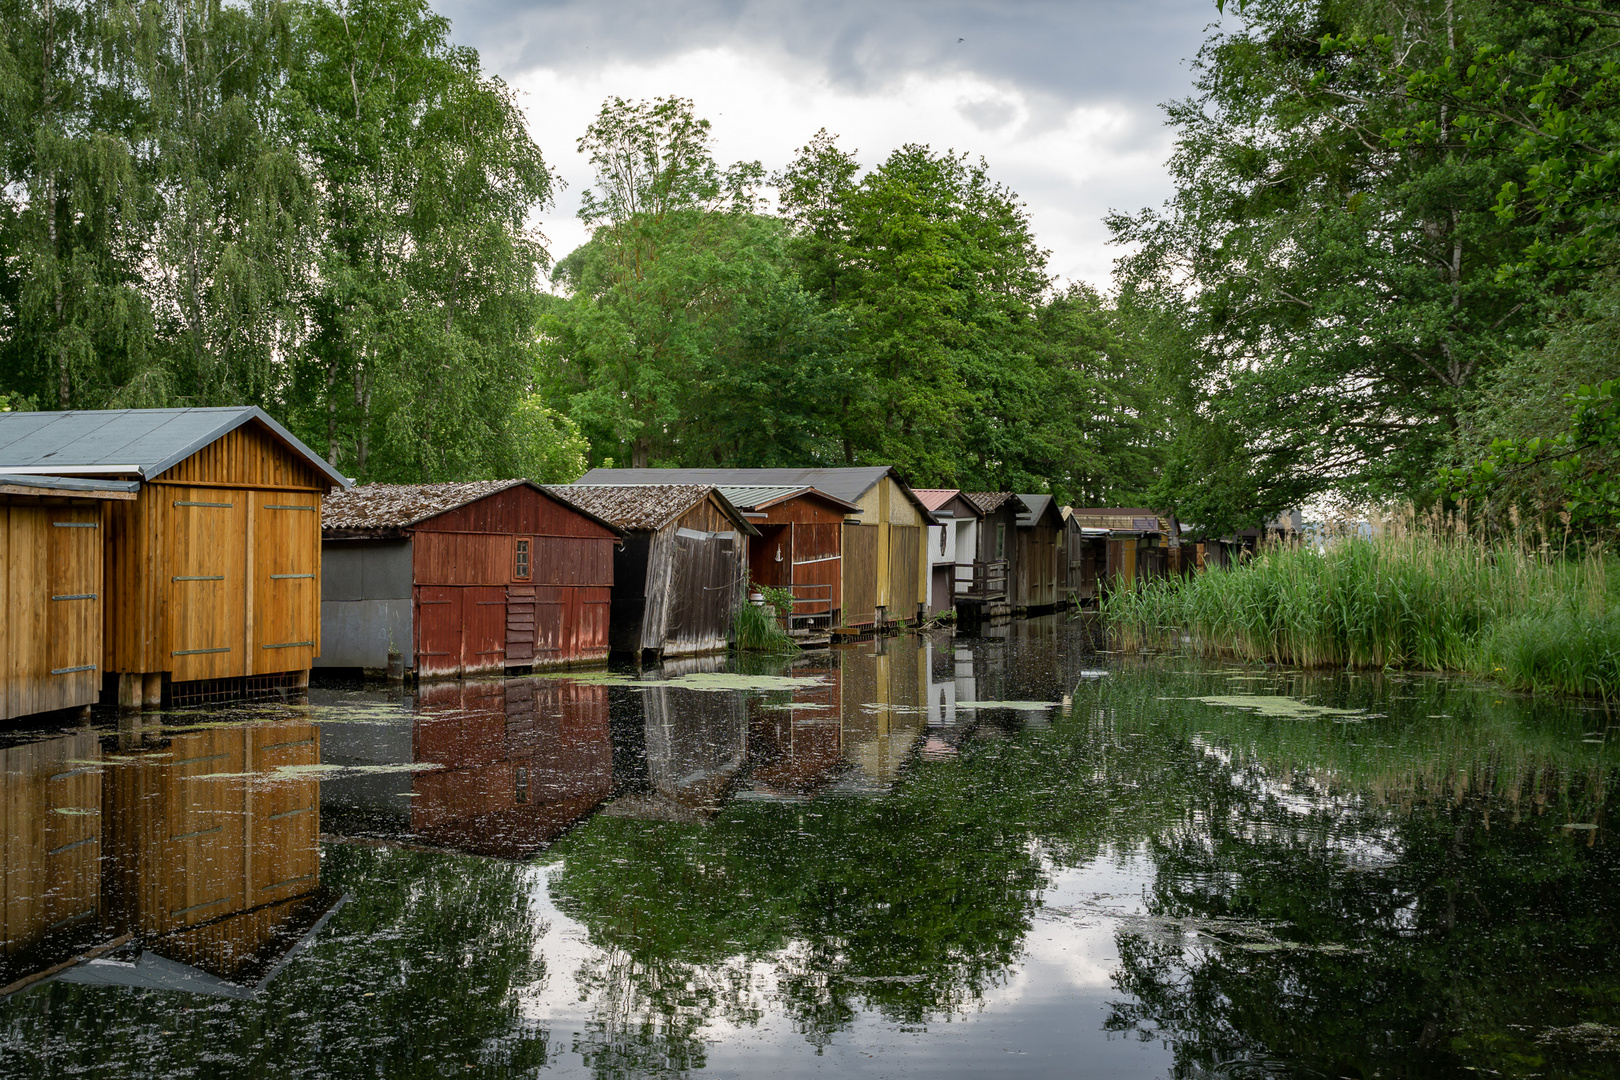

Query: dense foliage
1113;0;1620;534
0;0;563;483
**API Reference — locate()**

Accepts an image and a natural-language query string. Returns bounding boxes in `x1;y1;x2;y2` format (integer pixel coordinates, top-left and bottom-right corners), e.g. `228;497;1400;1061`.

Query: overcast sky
432;0;1223;290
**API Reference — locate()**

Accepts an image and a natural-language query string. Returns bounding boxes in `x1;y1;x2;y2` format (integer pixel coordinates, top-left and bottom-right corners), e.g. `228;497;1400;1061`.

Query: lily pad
1191;695;1365;719
652;672;826;693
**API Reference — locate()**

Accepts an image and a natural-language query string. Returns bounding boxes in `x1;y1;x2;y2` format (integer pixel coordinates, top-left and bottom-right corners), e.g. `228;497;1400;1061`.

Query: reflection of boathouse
2;723;340;998
410;679;614;858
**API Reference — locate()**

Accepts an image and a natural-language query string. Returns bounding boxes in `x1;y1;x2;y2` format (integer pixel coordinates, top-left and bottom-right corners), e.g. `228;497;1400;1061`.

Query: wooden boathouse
0;476;137;722
914;490;981;616
717;485;855;634
958;493;1028;620
0;407;350;709
552;484;757;659
1013;494;1065;613
1061;507;1110;606
318;481;623;679
1064;508;1175;589
575;467;937;628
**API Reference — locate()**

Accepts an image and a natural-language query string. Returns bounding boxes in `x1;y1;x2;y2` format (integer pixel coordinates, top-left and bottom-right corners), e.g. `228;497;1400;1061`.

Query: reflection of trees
1080;668;1620;1078
546;706;1192;1052
1;844;551;1078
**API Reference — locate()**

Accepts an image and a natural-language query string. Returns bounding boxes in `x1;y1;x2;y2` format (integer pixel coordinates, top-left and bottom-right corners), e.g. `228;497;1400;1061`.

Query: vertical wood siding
406;486;617;676
841;524;880;626
1015;523;1061;610
887;524;922;619
2;501;104;719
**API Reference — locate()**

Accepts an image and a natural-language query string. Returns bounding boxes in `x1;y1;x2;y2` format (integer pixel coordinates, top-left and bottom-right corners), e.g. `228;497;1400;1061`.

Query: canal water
1;616;1616;1078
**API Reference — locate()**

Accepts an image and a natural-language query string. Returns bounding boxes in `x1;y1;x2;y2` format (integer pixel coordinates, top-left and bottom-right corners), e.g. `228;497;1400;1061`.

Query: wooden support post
293;669;310;693
142;672;162;710
117;673;142;710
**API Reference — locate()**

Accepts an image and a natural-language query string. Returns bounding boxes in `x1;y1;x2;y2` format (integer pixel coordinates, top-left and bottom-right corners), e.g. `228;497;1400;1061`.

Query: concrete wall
317;540;413;670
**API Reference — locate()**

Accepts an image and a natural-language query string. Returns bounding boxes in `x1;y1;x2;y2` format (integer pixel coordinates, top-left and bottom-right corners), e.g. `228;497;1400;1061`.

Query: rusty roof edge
741;485;859;513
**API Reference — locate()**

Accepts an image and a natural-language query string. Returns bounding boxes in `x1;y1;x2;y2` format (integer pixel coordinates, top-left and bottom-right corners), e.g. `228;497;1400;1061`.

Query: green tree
282;0;557;482
1112;0;1585;523
0;0;157;409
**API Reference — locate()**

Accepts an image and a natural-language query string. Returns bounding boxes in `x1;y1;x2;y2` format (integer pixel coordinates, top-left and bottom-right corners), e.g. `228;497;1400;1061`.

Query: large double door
166;488;320;682
414;585;507;678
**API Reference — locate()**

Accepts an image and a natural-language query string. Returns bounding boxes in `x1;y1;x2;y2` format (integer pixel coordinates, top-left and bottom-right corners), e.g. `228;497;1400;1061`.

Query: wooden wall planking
104;420;327;686
841;524;879;626
2;501;104;720
887;524;922;619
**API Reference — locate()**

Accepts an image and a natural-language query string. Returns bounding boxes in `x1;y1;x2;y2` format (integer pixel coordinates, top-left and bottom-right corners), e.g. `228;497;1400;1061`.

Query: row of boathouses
0;406;1228;721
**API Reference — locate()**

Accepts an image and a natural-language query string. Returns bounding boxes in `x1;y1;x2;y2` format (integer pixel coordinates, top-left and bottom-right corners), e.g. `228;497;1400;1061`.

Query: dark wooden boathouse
718;485;855;634
552;485;757;659
0;408;350;708
0;476;137;722
319;480;623;679
958;493;1028;620
1013;494;1065;612
575;467;937;628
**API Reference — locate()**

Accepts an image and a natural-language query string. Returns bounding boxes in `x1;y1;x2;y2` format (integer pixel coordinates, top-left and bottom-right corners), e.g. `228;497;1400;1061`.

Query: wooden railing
961;559;1008;601
787;582;834;628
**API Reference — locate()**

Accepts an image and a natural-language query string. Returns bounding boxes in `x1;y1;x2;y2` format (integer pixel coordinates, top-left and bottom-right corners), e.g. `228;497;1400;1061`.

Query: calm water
1;617;1617;1078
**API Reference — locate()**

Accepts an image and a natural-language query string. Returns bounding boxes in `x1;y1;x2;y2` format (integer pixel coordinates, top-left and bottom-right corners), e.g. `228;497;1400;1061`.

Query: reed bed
1104;522;1618;697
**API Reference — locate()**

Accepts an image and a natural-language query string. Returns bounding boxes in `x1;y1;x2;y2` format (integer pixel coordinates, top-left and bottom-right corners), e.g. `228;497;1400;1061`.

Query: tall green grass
1104;527;1618;697
732;600;798;653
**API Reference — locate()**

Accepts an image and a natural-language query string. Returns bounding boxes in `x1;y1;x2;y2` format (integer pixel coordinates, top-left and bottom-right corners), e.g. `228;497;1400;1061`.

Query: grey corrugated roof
716;485;857;512
0;474;139;497
1015;494;1059;528
576;467;936;522
0;407;349;488
548;484;759;535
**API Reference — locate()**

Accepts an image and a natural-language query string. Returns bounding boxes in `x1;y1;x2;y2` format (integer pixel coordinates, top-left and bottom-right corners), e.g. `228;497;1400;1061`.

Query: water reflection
0;619;1616;1079
1;722;336;1000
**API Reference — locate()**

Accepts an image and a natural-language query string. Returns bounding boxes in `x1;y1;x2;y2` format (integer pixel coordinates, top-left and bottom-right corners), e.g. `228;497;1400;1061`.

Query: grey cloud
435;0;1217;106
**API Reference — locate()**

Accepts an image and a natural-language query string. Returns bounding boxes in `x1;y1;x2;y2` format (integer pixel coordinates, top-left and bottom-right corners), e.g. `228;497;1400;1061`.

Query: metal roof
716;485;857;512
321;479;624;535
0;474;139;499
1015;494;1061;528
0;407;350;488
547;484;759;535
575;467;936;522
911;488;958;512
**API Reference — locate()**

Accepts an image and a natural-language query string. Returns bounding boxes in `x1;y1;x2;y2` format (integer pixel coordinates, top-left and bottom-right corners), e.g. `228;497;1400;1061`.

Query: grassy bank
1103;530;1618;697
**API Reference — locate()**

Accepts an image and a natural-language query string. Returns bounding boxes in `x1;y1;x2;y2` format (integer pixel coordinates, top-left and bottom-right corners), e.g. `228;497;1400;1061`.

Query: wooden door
167;487;247;681
45;505;102;711
463;586;507;674
841;524;879;626
253;492;320;675
506;584;537;663
415;586;463;677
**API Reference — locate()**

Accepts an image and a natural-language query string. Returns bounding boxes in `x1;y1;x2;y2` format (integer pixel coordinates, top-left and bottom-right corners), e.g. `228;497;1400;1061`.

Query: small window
996;523;1006;560
514;538;531;580
940;528;947;556
515;766;529;804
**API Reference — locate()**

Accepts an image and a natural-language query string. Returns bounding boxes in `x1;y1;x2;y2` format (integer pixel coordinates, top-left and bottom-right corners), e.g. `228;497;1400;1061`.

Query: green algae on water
1190;695;1367;719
